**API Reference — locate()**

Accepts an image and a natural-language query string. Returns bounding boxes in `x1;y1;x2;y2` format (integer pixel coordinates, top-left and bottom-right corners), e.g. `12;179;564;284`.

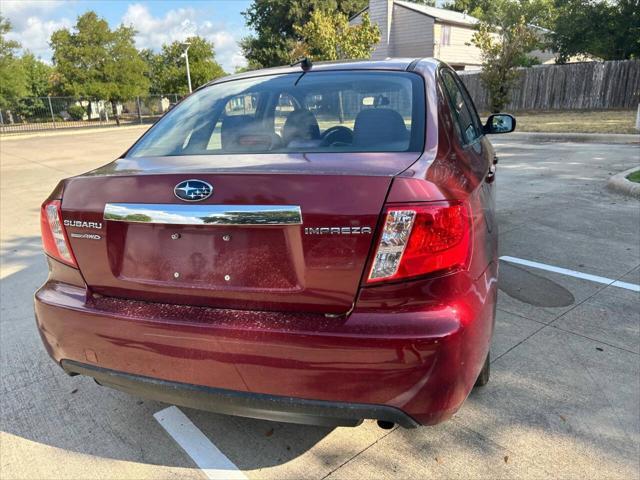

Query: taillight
367;202;471;283
40;200;77;267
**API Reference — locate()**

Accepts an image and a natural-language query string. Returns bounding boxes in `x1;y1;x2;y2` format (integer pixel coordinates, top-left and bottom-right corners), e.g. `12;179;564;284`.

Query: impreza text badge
174;180;213;202
304;226;372;235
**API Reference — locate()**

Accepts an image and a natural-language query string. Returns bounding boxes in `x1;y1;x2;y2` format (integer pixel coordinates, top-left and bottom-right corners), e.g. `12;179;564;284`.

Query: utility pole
182;42;192;94
47;96;56;128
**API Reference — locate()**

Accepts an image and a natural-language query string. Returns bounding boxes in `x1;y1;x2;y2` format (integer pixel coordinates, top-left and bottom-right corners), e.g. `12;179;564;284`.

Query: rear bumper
61;359;419;428
35;271;495;426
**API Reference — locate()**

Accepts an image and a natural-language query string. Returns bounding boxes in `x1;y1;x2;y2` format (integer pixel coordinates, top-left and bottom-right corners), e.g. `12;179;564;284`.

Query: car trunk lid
61;160;412;314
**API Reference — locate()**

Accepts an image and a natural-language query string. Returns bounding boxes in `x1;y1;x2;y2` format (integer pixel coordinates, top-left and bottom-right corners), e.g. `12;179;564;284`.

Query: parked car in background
35;58;515;428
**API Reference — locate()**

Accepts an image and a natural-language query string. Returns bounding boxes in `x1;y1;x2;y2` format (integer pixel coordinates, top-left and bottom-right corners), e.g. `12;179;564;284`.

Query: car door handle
486;165;496;183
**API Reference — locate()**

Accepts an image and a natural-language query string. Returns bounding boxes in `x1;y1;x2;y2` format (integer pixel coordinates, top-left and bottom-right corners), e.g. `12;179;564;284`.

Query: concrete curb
505;131;639;145
607;166;640;198
0;124;150;141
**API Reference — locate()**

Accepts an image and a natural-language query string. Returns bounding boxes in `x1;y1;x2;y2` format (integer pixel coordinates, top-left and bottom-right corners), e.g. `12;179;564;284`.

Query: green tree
16;53;53;118
407;0;436;6
445;0;556;28
551;0;639;62
140;48;161;91
336;0;369;17
241;0;368;68
21;53;52;97
457;0;555;112
472;15;539;112
292;11;380;61
143;36;225;95
234;65;254;74
0;16;26;109
108;23;151;100
443;0;492;19
50;11;149;101
469;0;557;66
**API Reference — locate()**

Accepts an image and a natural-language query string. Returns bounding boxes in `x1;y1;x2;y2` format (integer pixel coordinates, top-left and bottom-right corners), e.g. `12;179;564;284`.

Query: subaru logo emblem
174;179;213;202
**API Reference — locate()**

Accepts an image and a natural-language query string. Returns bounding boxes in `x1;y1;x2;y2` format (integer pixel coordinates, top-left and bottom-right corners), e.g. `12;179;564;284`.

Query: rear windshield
127;71;425;157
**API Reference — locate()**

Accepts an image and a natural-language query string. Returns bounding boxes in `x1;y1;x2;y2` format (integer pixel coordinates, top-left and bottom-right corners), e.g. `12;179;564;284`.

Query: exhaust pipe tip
377;420;395;430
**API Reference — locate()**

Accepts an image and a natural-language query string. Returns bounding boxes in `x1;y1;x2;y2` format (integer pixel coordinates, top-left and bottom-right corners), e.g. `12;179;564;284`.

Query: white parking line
154;406;247;480
500;256;640;292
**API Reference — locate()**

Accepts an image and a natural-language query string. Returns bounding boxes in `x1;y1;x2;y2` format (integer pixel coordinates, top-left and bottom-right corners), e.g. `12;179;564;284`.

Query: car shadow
498;261;575;307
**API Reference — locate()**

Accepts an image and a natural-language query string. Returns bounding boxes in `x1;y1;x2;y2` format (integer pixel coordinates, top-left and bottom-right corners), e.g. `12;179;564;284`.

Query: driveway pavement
1;128;639;479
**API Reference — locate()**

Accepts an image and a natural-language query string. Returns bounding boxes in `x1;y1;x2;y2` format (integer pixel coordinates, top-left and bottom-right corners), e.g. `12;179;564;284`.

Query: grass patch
481;109;637;134
627;170;640;183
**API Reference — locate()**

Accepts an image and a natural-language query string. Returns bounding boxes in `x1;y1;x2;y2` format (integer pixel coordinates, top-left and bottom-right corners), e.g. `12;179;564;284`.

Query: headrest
352;108;408;147
282;110;320;145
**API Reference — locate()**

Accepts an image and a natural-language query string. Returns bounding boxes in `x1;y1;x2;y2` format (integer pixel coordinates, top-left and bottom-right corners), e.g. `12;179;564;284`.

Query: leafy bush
68;105;86;120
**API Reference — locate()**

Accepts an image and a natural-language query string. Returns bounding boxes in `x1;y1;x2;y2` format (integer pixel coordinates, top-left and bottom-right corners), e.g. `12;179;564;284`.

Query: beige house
351;0;558;70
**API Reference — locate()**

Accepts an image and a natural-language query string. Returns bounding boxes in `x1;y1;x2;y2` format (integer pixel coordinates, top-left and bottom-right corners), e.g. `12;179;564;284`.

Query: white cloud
1;1;247;71
2;0;71;61
1;0;65;25
6;17;72;60
121;3;247;73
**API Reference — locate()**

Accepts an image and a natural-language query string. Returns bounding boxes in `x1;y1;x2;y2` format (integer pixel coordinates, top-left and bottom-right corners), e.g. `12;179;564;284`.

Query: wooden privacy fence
459;59;640;111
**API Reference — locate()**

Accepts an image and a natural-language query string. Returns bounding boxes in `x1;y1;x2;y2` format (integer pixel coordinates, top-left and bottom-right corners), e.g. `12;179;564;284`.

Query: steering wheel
321;126;353;146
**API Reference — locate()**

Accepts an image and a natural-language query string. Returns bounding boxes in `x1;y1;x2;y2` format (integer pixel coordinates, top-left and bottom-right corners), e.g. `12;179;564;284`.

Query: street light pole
182;42;192;94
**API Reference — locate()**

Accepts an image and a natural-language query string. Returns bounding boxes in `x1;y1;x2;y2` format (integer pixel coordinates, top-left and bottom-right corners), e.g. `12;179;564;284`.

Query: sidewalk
506;131;639;144
0;123;150;142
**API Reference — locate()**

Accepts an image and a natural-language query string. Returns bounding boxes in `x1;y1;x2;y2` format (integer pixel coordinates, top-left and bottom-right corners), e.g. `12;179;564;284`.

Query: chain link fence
0;94;182;135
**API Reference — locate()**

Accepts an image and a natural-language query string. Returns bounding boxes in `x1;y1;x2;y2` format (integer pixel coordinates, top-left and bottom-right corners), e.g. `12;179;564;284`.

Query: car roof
204;57;440;88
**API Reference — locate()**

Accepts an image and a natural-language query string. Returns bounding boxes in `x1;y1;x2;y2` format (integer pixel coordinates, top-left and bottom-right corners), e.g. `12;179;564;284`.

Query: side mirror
484;113;516;134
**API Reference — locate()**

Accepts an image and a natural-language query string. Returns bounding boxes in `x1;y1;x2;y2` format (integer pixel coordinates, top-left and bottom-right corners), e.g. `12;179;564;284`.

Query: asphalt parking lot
1;127;639;479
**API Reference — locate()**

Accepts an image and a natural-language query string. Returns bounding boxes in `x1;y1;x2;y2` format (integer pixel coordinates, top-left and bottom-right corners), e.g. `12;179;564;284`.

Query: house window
440;25;451;46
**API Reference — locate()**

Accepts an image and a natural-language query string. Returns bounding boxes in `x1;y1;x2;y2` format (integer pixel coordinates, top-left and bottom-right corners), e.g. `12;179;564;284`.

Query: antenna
290;57;313;72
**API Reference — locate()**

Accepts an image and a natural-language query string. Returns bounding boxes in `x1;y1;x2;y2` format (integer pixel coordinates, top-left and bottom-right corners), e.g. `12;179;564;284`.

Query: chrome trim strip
104;203;303;226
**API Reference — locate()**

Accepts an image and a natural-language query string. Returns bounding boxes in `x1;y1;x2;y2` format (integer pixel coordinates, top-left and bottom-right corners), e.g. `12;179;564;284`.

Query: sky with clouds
1;0;252;72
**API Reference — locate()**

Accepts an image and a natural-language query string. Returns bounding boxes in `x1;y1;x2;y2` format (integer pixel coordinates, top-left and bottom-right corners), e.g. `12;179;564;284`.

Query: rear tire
474;351;490;388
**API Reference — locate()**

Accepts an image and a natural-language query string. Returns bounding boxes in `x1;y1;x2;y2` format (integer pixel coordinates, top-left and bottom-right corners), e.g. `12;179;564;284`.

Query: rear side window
127;71;425;157
440;69;481;144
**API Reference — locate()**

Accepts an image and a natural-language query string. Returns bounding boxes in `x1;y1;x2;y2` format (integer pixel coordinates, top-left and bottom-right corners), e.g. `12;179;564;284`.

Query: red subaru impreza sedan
35;58;514;428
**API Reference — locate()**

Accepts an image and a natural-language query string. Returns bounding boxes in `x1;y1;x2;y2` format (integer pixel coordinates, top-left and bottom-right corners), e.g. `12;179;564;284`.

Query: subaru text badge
174;180;213;202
